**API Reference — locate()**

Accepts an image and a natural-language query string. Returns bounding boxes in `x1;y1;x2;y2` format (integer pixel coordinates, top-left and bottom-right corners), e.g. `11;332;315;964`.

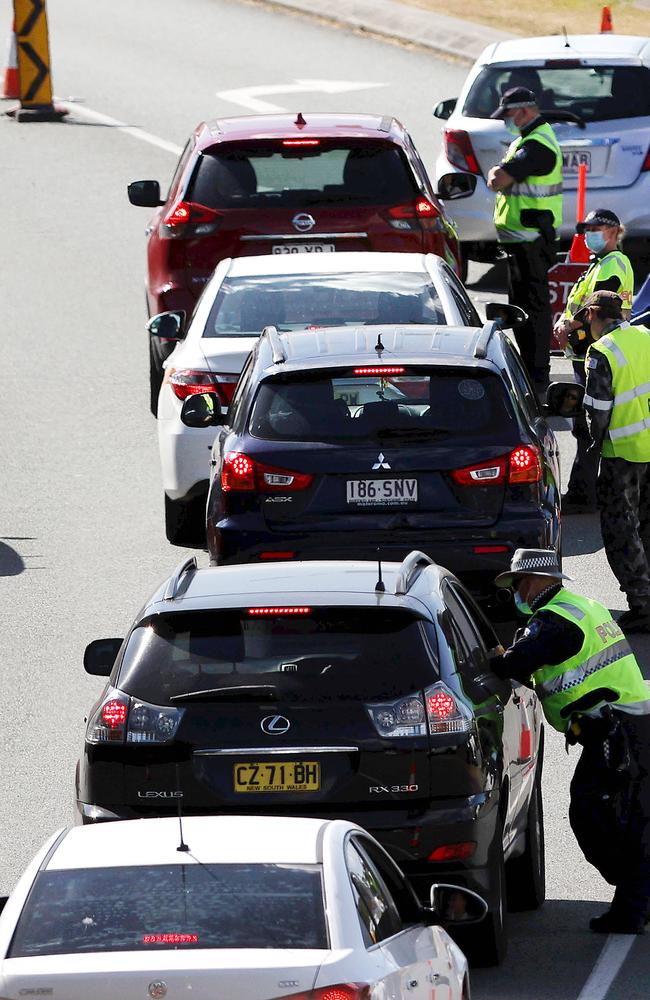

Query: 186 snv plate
346;478;418;506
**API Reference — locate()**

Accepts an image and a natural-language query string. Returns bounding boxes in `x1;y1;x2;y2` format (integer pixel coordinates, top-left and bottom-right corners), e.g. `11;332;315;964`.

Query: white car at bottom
0;815;483;1000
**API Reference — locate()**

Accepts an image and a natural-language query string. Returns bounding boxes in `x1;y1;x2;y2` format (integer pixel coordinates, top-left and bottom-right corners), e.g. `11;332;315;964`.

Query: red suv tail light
451;447;542;487
443;129;481;175
86;690;184;745
366;693;427;737
386;198;444;231
167;369;239;405
160;200;221;239
221;452;314;493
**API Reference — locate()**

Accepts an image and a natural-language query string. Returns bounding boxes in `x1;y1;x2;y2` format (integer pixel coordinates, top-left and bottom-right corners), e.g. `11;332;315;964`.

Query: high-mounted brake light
221;452;313;493
443;129;481;175
167;368;238;405
143;933;199;945
354;366;405;375
282;139;320;147
248;607;312;615
160;200;221;239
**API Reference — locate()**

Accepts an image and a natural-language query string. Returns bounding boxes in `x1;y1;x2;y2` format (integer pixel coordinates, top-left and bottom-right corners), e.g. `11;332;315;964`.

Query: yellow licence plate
233;761;320;793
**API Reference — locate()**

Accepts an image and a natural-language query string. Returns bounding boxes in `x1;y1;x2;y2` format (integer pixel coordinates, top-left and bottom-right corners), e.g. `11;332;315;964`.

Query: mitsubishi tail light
366;693;427;737
425;682;473;735
167;368;239;405
221;452;313;493
86;689;184;745
451;447;542;487
443;129;481;175
160;200;221;239
386;198;444;231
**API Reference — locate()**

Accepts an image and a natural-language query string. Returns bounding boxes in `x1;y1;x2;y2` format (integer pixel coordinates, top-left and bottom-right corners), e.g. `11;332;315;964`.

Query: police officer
581;290;650;632
554;210;634;513
491;547;650;934
487;87;562;392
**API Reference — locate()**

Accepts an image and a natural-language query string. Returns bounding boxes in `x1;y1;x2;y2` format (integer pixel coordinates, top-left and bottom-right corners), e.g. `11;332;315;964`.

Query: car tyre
506;737;546;911
165;493;206;547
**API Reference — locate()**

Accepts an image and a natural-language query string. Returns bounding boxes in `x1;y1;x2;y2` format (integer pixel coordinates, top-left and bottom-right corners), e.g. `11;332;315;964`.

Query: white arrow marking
216;79;386;114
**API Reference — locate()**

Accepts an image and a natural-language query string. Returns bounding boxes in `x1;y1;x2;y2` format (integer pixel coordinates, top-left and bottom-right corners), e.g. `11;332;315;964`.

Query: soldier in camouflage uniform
582;290;650;632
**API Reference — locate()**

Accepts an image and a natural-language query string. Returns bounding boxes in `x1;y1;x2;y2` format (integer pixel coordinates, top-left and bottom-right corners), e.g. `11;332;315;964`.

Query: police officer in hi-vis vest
487;87;562;392
554;210;634;514
490;548;650;934
581;289;650;633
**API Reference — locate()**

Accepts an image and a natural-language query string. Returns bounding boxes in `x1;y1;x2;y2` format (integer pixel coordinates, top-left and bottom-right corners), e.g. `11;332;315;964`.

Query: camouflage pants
597;457;650;609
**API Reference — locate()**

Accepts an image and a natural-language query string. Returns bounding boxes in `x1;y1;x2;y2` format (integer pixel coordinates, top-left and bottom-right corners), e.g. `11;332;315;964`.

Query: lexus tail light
425;682;473;735
443;129;481;175
366;693;427;737
86;689;184;745
167;369;238;405
160;200;221;239
221;452;313;493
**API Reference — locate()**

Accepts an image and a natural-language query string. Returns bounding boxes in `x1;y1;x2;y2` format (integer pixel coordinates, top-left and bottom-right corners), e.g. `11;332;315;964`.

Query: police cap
574;290;624;324
576;208;621;233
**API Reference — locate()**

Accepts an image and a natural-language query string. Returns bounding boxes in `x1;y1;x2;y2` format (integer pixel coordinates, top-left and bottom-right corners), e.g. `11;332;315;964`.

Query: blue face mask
506;118;520;137
514;591;532;615
584;230;607;254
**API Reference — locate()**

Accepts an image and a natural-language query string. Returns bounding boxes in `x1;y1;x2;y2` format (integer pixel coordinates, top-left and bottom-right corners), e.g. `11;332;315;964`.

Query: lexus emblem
372;452;391;470
292;212;315;233
261;714;291;735
148;984;167;999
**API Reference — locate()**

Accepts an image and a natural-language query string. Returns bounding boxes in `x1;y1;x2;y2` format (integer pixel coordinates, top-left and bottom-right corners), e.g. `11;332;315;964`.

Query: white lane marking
57;102;182;156
576;934;637;1000
216;78;385;113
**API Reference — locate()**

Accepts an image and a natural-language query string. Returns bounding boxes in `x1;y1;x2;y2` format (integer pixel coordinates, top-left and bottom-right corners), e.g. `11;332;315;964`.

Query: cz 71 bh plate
234;761;320;792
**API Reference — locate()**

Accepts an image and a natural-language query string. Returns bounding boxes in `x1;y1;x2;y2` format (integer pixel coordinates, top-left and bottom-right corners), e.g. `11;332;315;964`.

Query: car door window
442;582;492;703
354;838;422;927
504;343;540;422
227;355;255;430
440;266;481;326
345;841;403;946
167;139;194;200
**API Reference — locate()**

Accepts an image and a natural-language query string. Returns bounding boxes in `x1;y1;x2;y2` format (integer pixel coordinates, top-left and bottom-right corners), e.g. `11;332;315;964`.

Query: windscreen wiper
170;684;279;703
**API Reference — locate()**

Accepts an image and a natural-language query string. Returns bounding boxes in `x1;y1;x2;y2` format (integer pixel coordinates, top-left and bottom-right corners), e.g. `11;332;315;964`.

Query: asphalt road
1;0;649;996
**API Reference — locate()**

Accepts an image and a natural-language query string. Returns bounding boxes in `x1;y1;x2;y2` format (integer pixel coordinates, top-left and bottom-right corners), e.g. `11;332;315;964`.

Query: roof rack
164;556;198;601
263;325;286;364
473;320;500;360
394;551;434;596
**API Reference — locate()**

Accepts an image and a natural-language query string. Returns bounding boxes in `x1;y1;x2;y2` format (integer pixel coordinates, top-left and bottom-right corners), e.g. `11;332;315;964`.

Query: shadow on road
561;516;603;557
0;540;26;576
472;899;612;999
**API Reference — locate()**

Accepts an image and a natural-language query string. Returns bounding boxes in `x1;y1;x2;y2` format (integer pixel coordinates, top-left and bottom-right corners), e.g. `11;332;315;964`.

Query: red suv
128;113;462;411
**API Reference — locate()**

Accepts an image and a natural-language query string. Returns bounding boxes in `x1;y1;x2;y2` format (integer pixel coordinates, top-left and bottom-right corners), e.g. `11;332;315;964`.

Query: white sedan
433;33;650;265
0;815;484;1000
152;251;483;545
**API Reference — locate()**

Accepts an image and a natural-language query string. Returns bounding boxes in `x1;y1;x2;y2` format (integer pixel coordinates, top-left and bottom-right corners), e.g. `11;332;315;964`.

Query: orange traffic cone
600;5;613;32
569;232;591;263
2;18;19;99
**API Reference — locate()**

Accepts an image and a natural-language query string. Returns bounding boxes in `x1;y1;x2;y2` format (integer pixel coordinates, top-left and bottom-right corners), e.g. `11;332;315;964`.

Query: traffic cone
569;232;591;263
2;19;19;99
600;5;613;31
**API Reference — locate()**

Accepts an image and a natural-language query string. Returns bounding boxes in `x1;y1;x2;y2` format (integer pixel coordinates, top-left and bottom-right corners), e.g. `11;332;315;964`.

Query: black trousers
504;236;556;383
566;359;599;504
570;713;650;921
597;457;650;610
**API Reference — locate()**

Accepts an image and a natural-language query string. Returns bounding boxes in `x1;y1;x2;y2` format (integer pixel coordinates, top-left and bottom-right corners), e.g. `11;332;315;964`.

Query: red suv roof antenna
295;112;307;128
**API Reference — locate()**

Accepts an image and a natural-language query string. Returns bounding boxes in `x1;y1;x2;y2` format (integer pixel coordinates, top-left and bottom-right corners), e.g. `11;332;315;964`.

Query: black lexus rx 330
195;322;561;615
78;555;544;966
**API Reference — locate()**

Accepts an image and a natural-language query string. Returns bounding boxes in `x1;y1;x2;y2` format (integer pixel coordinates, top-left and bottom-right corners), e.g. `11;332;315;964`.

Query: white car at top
153;251;482;545
0;814;484;1000
433;33;650;264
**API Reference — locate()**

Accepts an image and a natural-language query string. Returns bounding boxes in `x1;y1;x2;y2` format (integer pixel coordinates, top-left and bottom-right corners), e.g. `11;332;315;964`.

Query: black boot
590;910;646;935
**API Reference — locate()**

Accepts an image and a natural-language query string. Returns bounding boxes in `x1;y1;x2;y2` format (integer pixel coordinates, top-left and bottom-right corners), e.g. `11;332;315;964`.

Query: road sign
217;79;385;113
548;261;590;351
12;0;65;121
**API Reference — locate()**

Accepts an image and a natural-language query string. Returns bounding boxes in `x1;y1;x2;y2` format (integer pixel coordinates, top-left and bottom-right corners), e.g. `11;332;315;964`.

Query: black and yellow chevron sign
14;0;54;107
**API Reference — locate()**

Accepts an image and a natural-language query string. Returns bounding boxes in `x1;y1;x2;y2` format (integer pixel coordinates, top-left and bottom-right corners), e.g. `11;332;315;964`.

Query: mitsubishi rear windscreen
203;272;447;337
116;608;439;705
9;863;327;956
187;139;419;209
464;64;650;122
248;370;515;443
